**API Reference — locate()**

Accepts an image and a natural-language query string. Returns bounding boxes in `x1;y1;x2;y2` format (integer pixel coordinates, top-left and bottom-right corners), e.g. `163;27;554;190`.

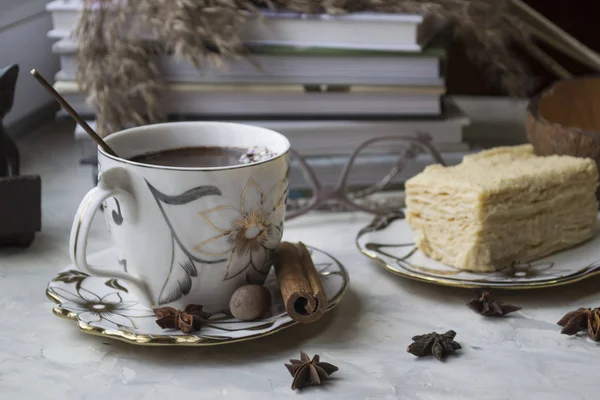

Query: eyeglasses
285;132;447;220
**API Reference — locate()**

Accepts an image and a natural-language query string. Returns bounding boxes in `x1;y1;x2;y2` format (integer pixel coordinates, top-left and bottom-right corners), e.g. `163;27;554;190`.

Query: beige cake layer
406;144;599;272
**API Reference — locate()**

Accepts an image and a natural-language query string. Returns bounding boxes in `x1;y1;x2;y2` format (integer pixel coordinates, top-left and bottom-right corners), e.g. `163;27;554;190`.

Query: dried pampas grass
76;0;535;136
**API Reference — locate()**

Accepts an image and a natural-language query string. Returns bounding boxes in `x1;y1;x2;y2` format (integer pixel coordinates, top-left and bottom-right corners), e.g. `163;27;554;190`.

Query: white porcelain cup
69;122;290;311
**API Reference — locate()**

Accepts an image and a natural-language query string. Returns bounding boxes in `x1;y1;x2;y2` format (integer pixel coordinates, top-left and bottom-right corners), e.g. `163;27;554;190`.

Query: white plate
47;246;349;346
356;213;600;289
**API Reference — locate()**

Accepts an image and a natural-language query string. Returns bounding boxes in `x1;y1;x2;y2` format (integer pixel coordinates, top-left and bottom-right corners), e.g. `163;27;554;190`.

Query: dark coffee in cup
130;146;248;168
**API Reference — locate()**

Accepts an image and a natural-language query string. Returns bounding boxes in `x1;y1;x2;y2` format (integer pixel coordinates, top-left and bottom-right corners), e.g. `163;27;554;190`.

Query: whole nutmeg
229;285;271;321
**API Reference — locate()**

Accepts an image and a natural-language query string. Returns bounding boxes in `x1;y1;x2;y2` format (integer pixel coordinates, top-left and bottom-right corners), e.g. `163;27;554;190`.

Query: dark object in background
0;64;41;247
447;1;600;97
0;65;19;177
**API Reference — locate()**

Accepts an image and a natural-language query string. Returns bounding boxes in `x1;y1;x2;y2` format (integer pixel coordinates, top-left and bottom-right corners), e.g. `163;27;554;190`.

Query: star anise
154;304;210;334
407;330;461;361
285;351;338;390
467;290;521;317
558;307;600;341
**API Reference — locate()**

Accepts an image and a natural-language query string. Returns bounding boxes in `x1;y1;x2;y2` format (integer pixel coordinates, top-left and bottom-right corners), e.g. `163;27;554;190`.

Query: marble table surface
1;123;599;399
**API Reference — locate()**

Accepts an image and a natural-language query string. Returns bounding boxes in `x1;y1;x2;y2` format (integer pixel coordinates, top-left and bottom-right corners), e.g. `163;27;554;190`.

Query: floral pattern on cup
145;175;289;305
194;177;287;280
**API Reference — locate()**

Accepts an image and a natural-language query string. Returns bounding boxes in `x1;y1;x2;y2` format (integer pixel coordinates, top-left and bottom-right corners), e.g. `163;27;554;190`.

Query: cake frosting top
406;144;598;194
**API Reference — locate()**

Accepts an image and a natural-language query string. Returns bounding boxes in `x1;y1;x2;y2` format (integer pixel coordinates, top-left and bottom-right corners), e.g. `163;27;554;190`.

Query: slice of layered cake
405;144;598;272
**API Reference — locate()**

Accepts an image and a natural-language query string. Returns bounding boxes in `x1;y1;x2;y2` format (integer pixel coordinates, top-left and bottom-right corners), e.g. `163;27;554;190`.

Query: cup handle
68;167;154;306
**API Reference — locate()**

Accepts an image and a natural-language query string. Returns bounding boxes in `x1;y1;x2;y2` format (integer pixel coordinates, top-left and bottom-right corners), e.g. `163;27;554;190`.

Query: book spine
47;6;429;49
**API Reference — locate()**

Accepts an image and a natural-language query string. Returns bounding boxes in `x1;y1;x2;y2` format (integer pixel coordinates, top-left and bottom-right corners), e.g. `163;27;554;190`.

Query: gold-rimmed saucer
356;213;600;289
47;245;349;346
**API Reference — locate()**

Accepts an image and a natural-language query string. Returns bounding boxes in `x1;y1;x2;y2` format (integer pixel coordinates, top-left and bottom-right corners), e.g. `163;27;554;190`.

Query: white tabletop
1;123;598;399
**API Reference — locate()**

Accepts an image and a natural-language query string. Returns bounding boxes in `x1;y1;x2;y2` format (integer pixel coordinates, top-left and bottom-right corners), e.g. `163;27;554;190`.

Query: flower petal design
78;287;102;304
249;246;269;274
194;232;233;256
50;287;87;306
57;300;89;313
118;300;142;310
281;179;290;202
263;204;286;249
101;292;123;305
531;262;554;272
111;307;155;318
269;203;286;227
192;177;288;282
78;311;102;324
263;249;274;272
224;248;251;280
240;178;263;215
102;312;136;328
264;179;286;214
199;205;239;233
263;231;282;251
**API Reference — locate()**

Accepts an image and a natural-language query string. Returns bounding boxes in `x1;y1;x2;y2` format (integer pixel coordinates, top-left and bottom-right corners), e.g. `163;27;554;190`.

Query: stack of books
46;0;472;191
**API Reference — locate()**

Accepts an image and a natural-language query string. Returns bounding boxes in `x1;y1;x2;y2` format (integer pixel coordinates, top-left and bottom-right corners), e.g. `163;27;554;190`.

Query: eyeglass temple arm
285;134;447;220
349;141;418;199
336;133;447;189
285;148;323;220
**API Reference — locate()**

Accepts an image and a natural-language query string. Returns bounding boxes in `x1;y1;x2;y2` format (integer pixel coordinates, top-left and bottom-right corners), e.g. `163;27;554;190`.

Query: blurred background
2;0;600;198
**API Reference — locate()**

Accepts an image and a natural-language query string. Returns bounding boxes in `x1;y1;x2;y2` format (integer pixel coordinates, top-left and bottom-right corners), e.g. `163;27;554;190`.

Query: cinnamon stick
274;241;327;323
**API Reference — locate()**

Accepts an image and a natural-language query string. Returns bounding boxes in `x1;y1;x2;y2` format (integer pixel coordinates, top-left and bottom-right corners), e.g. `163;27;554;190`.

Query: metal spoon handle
30;69;119;157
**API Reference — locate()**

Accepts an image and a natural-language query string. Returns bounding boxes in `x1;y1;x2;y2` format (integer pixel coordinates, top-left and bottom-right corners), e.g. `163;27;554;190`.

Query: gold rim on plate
356;213;600;290
47;247;350;346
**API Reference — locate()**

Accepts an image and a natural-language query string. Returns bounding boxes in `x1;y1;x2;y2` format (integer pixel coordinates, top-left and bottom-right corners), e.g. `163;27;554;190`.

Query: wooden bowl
526;76;600;200
527;76;600;161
